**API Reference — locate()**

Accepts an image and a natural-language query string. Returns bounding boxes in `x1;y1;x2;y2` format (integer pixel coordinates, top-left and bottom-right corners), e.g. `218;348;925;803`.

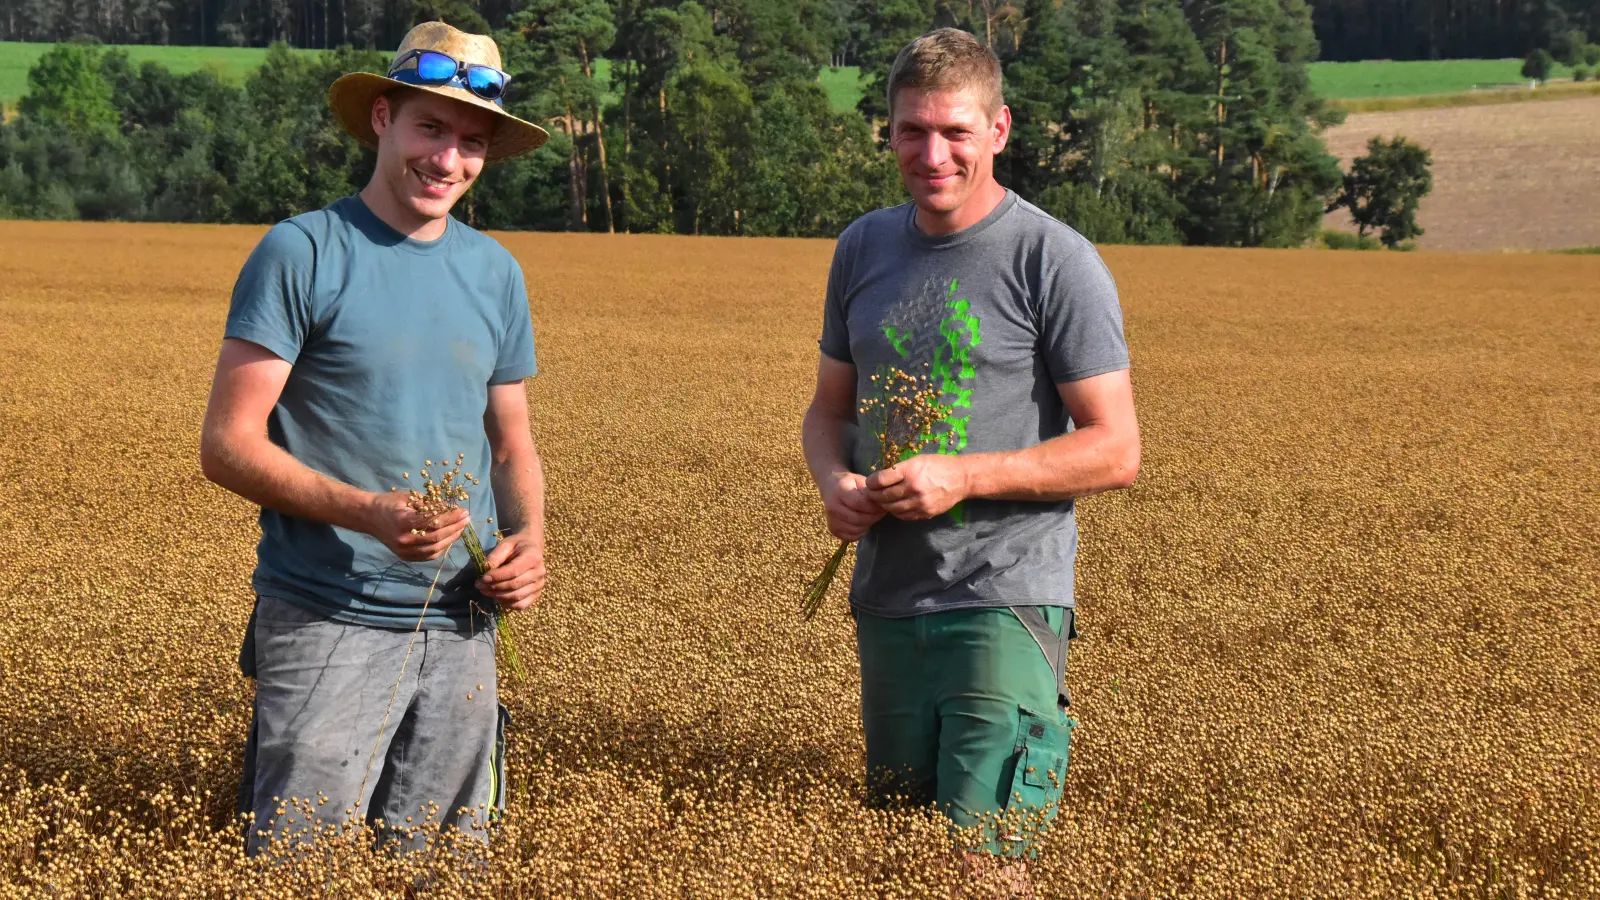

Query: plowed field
0;222;1596;897
1322;95;1600;252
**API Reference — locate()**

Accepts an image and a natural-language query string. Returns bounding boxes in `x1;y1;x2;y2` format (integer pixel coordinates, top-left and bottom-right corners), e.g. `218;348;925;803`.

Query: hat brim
328;72;549;163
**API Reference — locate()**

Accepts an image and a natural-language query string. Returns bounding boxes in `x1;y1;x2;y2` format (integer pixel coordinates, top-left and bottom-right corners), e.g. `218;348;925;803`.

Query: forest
1310;0;1600;61
4;0;1595;62
0;0;1533;243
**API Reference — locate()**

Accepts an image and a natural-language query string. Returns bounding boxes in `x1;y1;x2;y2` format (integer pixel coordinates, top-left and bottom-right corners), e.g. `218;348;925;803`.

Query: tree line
1311;0;1600;62
7;0;1599;63
0;0;511;49
0;0;1431;247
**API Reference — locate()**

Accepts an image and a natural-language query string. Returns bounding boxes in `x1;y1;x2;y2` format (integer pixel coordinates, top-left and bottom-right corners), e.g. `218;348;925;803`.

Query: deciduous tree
1331;134;1433;248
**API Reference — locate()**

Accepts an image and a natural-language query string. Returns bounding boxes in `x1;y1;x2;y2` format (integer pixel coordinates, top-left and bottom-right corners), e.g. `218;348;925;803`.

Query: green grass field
825;60;1584;108
0;42;1584;114
0;44;863;114
820;66;865;112
1307;58;1574;98
809;60;1583;106
0;42;292;109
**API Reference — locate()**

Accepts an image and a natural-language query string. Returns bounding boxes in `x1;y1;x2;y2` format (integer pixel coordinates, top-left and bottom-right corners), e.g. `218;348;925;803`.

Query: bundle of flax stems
801;366;951;619
398;455;524;679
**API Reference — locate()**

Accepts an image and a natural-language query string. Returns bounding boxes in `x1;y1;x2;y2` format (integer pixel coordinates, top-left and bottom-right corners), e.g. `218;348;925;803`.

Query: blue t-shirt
224;195;537;629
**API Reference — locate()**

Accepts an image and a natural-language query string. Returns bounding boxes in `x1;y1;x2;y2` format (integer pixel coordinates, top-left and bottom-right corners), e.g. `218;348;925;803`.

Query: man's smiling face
370;89;493;225
889;85;1008;225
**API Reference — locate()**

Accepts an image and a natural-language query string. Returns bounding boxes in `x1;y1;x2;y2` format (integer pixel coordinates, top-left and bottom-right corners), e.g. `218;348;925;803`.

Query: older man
801;27;1141;866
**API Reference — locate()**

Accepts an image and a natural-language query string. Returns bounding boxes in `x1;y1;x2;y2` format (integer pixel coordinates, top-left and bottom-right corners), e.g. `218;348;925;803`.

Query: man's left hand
477;530;547;611
866;454;970;520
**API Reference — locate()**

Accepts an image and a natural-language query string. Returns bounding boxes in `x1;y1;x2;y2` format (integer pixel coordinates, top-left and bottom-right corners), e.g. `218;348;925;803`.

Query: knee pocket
1005;705;1074;813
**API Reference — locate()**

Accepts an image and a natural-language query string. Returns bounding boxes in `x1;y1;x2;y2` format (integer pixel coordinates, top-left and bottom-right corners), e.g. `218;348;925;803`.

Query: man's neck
914;178;1007;238
359;181;449;242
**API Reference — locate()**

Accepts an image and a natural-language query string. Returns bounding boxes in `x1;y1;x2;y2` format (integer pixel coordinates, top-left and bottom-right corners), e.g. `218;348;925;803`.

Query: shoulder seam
1013;199;1079;234
279;219;319;324
284;218;315;243
1016;201;1101;261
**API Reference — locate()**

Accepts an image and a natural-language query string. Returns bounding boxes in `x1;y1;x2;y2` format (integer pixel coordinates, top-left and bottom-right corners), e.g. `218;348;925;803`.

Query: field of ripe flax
0;220;1596;898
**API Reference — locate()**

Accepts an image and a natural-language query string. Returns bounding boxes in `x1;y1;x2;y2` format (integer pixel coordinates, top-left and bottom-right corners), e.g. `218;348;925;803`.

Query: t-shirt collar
904;189;1018;249
345;194;457;256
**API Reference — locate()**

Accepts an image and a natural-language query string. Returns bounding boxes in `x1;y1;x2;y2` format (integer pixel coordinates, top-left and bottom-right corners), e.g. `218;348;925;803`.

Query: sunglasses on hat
387;49;510;105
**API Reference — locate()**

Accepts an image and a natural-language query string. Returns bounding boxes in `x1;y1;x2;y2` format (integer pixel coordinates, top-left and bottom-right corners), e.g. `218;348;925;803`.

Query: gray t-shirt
225;195;537;629
819;190;1129;617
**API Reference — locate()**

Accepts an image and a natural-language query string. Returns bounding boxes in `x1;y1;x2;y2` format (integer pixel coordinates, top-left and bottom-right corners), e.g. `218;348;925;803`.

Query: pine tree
714;0;839;88
1179;0;1343;247
410;0;492;34
998;0;1080;202
502;0;616;230
854;0;937;122
1004;0;1200;244
129;0;175;43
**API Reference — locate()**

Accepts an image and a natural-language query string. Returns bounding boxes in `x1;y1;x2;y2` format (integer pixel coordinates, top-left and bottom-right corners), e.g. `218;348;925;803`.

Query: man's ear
991;105;1012;154
371;95;393;139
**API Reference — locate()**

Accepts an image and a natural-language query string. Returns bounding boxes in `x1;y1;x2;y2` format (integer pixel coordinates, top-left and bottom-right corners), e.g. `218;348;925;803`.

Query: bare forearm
489;443;545;538
201;434;374;532
802;404;859;488
962;425;1140;503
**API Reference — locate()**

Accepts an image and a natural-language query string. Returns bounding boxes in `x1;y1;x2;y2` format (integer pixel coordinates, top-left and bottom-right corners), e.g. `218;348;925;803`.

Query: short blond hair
887;28;1004;121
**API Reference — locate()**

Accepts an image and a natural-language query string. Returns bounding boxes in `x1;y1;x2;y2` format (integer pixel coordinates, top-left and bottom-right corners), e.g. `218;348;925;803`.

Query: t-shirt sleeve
1040;239;1131;383
818;228;854;363
224;223;317;363
493;261;538;384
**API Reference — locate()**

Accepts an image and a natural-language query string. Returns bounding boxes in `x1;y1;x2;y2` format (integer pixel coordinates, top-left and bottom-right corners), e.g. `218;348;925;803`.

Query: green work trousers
855;605;1075;856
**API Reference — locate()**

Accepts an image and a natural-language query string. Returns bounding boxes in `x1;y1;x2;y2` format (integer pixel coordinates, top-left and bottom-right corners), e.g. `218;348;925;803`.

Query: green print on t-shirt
881;277;982;525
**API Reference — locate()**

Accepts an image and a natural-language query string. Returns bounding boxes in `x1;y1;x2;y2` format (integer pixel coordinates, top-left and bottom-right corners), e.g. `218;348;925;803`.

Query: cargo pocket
488;703;510;822
1005;705;1074;816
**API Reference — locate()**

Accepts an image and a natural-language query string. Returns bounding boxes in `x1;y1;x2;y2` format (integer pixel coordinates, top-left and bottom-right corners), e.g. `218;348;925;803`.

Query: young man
200;22;550;854
801;27;1141;865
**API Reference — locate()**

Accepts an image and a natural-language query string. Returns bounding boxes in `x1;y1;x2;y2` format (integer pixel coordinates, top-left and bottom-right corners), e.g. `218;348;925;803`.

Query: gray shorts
237;596;507;855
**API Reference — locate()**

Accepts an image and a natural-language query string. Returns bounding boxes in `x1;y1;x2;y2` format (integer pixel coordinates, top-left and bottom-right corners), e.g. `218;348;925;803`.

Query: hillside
1322;95;1600;251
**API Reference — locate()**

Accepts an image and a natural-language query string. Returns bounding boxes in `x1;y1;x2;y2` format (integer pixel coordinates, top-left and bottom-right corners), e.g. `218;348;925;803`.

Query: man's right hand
821;472;886;542
363;491;471;562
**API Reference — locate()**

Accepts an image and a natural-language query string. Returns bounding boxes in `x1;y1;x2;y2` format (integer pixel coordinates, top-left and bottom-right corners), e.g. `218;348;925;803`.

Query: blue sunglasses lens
415;52;458;82
467;66;505;99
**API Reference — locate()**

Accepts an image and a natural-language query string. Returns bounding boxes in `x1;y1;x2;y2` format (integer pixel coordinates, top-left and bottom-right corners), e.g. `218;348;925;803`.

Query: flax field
0;221;1595;899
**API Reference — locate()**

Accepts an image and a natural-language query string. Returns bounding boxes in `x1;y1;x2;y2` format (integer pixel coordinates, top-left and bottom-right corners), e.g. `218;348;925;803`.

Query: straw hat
328;21;549;163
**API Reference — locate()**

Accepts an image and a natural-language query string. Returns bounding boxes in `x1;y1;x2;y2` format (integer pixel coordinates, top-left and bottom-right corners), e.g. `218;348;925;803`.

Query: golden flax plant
399;454;525;680
801;366;951;619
